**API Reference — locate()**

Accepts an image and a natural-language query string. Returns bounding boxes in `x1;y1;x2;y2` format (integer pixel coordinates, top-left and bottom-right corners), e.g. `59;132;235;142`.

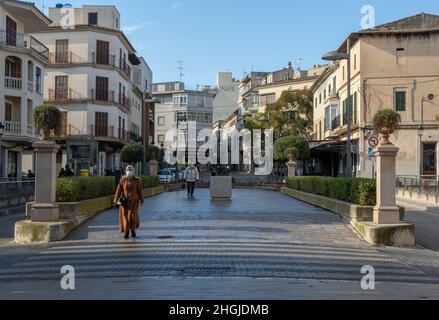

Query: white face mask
127;171;134;178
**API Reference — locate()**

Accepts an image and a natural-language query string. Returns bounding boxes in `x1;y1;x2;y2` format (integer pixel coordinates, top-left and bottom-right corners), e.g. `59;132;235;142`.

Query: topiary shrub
145;145;161;162
121;144;144;164
274;135;310;162
33;104;61;140
373;108;401;145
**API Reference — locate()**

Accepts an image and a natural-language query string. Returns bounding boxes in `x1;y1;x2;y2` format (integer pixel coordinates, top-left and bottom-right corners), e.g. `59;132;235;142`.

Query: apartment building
258;63;326;114
212;72;239;123
0;0;51;179
152;81;214;162
238;71;269;114
311;13;439;179
32;4;151;175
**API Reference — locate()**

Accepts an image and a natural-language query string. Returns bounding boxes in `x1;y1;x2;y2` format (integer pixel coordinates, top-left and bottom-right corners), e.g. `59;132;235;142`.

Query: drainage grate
180;267;231;276
157;235;174;239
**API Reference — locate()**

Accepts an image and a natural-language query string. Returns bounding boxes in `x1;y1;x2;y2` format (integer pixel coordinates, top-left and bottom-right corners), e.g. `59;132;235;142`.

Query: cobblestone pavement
1;189;439;299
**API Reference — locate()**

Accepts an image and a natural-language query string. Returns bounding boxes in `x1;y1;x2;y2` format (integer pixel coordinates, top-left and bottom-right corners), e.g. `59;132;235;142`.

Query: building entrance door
422;142;437;178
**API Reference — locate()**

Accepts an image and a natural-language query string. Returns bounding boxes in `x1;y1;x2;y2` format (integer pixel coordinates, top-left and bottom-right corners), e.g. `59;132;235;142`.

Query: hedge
56;176;160;202
285;176;376;206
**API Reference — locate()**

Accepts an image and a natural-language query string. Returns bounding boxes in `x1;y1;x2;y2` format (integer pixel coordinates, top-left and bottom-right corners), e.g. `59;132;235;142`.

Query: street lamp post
0;122;4;179
322;37;352;177
175;111;187;181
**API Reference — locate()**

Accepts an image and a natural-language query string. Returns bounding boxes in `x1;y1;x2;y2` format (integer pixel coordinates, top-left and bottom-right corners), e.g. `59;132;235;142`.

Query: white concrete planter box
210;176;232;200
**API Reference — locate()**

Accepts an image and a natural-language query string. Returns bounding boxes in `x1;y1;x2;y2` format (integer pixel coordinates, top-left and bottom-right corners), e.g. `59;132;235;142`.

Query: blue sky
38;0;439;86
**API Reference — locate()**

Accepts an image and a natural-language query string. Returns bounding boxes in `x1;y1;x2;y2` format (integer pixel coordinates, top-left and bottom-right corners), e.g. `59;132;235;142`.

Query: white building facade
0;0;51;179
33;4;150;175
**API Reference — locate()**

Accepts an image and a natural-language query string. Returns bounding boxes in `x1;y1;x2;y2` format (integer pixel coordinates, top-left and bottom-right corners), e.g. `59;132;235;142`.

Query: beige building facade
312;13;439;179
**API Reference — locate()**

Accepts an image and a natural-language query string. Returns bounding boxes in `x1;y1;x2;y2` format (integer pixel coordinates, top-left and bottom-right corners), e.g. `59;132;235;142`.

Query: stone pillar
373;144;400;224
31;140;60;222
288;161;297;177
149;160;158;176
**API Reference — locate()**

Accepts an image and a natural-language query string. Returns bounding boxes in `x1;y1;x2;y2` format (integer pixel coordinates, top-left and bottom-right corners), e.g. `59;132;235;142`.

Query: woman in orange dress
114;165;144;239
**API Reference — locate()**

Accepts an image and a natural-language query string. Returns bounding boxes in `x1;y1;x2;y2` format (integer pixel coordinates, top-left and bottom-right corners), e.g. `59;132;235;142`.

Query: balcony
3;121;21;135
5;77;22;90
92;52;116;67
0;30;49;60
46;88;130;113
121;61;131;79
49;51;88;65
90;125;130;144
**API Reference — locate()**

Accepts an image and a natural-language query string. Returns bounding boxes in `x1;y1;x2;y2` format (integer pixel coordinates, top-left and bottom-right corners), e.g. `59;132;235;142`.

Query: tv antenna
177;60;186;82
296;57;303;71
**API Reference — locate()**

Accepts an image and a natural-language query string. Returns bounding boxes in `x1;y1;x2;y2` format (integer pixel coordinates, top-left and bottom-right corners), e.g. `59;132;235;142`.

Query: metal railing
0;179;35;210
397;176;439;196
0;30;49;60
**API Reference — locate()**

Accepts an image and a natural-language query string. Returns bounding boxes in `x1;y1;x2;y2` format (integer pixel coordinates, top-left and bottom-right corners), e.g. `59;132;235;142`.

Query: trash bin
80;169;90;177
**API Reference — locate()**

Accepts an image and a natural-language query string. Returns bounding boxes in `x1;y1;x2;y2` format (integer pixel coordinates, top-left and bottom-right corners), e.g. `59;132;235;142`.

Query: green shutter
395;91;406;112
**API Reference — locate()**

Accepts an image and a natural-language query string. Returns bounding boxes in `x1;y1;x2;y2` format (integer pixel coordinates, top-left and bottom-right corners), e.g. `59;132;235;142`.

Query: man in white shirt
184;164;200;198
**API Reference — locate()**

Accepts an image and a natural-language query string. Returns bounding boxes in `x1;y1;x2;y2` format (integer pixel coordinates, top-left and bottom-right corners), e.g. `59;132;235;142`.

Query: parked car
158;170;174;184
168;167;183;181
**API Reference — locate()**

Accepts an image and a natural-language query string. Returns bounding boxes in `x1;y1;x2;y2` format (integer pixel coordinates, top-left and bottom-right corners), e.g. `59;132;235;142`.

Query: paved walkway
1;189;439;299
397;198;439;251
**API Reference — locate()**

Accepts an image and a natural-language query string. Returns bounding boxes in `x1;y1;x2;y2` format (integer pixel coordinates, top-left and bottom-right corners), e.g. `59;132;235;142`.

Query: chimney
288;62;292;70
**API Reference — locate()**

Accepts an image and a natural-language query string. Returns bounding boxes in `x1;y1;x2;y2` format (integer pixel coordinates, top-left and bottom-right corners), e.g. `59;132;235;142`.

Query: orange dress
114;176;144;233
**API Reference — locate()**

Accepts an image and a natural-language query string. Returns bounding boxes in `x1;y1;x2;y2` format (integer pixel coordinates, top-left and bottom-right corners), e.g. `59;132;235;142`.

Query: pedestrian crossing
0;240;438;284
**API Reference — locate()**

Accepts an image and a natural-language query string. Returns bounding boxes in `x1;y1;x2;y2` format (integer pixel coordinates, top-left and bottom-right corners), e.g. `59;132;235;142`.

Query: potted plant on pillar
33;104;62;140
145;145;161;177
286;147;298;177
373;108;401;146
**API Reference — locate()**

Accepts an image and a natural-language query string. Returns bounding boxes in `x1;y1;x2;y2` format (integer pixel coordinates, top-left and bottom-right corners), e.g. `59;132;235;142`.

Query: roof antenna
177;60;186;83
296;57;303;71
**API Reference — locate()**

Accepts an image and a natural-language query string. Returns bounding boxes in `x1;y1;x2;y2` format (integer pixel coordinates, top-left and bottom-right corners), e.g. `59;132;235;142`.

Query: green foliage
285;176;376;206
33;104;61;140
373;108;401;135
121;144;144;164
56;176;159;202
56;177;115;202
274;135;310;161
140;176;160;189
145;145;161;162
265;89;313;139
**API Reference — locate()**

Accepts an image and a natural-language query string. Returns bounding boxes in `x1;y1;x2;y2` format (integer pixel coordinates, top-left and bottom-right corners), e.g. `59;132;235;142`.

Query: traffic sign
368;136;379;148
368;147;376;159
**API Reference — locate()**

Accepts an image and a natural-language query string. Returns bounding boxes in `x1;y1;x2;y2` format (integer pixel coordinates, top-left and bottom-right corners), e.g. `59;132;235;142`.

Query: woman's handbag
117;192;127;206
117;181;128;206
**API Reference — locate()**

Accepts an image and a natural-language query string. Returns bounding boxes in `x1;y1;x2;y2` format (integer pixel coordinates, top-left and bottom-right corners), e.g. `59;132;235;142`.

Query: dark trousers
187;181;196;195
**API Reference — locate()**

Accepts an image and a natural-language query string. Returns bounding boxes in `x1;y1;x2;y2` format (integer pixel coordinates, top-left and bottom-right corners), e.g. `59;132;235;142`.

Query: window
55;76;68;100
324;89;326;100
95;112;108;137
395;90;406;112
158;116;165;126
55;39;69;64
319;94;322;104
36;67;42;93
354;54;357;70
342;66;345;80
88;12;98;25
6;16;17;46
260;94;275;106
5;102;12;121
158;135;165;143
96;40;110;65
315;98;318;108
95;76;109;101
60;111;68;135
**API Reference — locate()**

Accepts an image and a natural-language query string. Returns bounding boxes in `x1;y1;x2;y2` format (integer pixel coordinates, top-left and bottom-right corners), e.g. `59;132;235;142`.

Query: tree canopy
274;135;310;162
265;89;313;139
